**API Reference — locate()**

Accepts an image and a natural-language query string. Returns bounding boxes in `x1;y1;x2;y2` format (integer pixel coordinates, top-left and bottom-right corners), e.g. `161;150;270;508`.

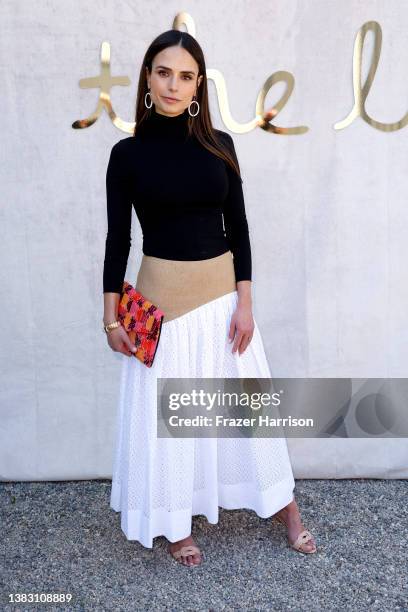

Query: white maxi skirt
110;289;295;548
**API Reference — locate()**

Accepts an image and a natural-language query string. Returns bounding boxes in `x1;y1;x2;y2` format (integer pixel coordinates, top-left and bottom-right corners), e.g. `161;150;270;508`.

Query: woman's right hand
106;325;137;357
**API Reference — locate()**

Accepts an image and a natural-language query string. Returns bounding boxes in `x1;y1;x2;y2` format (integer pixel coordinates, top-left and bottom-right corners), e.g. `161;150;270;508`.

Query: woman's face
146;45;203;117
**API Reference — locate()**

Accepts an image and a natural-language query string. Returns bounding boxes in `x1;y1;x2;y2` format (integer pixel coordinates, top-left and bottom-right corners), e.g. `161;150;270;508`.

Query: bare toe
168;536;203;566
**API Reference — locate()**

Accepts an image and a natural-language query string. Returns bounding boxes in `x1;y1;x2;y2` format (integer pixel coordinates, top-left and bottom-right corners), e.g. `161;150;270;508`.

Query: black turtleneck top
103;105;252;294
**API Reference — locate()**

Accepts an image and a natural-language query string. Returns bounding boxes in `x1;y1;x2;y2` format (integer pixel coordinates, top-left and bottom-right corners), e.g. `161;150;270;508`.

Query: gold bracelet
103;320;121;334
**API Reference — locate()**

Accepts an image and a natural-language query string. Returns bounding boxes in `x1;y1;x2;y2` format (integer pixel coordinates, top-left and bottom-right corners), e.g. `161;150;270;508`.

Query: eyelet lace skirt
109;251;295;548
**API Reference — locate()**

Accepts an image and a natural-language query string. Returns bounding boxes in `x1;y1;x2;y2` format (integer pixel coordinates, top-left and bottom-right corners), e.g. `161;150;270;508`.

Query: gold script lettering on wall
335;20;408;132
72;15;403;134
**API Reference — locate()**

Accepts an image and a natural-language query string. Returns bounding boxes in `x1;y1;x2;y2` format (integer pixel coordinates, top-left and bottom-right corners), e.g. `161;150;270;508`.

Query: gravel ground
1;479;407;612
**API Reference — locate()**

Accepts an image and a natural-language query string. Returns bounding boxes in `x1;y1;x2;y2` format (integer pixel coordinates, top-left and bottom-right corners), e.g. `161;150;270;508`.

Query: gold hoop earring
188;95;200;117
144;90;153;109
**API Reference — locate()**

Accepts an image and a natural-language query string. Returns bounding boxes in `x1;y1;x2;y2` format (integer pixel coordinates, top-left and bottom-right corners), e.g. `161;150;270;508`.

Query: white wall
1;0;407;480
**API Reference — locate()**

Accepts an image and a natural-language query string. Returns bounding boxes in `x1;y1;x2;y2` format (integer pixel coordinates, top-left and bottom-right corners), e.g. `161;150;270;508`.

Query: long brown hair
132;29;241;180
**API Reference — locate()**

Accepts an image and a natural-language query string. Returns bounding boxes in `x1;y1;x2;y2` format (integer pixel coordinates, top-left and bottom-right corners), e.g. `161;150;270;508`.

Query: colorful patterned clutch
117;281;165;368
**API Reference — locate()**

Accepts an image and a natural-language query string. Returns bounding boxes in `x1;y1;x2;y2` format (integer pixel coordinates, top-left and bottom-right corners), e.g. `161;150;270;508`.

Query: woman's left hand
228;301;255;355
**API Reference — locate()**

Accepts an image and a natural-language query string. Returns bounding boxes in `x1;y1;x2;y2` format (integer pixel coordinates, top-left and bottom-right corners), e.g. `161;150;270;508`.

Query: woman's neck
140;104;191;140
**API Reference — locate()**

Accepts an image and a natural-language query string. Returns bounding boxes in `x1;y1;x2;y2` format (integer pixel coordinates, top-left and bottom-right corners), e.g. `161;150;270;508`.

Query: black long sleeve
102;106;252;294
103;142;133;294
220;133;252;282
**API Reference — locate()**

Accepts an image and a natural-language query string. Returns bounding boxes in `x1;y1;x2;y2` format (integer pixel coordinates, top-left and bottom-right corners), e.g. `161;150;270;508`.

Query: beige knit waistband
135;250;237;323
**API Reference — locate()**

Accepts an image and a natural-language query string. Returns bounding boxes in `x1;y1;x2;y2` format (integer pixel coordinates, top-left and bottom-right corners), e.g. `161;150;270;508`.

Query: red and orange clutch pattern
118;281;165;368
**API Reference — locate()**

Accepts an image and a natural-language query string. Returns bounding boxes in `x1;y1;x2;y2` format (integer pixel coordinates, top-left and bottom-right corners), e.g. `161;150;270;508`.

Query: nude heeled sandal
275;514;317;554
169;544;203;566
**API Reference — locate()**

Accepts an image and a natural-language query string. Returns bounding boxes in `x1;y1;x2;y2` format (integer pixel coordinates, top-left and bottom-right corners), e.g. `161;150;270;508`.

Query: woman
102;29;317;566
